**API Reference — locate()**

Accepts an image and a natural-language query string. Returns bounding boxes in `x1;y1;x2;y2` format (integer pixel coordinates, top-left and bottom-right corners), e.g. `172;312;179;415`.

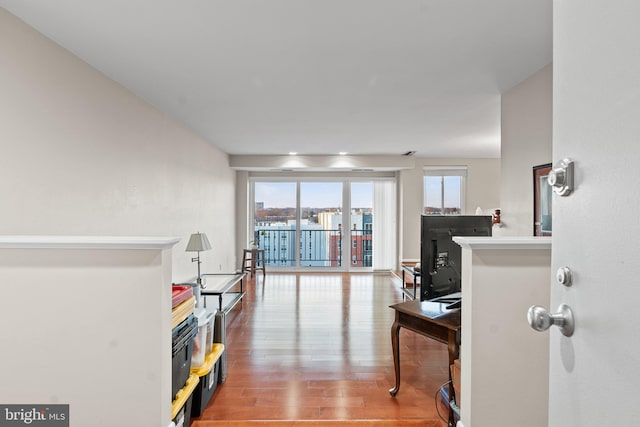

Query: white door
550;1;640;425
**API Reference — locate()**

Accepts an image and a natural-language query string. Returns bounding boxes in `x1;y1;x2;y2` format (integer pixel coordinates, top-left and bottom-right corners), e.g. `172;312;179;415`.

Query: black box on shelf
172;314;198;400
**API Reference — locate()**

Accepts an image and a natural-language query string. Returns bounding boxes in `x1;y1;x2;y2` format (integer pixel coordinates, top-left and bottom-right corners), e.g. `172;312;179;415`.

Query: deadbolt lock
556;267;572;287
548;158;574;196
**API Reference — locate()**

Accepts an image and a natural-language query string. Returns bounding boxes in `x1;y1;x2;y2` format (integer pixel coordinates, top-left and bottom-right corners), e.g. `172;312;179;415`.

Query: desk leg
389;318;401;397
447;329;459;427
401;270;406;300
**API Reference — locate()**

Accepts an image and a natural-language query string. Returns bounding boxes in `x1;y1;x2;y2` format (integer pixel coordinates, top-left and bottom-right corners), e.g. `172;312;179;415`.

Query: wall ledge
0;235;181;250
453;236;551;250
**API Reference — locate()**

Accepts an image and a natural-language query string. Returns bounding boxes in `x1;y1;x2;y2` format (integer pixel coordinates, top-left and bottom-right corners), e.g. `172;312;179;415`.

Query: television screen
420;215;492;301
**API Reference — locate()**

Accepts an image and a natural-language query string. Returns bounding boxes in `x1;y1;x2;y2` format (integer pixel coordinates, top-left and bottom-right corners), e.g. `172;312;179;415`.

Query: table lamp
186;232;211;285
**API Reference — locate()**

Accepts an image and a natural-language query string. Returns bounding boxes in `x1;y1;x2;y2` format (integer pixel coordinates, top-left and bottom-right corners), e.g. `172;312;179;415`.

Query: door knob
527;304;575;337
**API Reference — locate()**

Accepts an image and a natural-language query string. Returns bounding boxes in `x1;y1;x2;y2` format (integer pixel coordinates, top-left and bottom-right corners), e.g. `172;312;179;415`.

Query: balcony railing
254;228;372;267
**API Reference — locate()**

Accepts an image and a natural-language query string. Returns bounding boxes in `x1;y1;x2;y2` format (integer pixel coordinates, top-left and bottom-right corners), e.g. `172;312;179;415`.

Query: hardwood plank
191;273;449;427
194;421;442;426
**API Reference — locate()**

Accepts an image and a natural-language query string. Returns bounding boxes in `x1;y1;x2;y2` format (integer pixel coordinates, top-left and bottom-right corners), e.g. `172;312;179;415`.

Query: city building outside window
251;177;395;270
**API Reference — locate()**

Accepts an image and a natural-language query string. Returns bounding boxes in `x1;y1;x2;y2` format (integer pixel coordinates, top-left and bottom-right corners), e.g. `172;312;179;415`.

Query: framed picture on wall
533;163;553;236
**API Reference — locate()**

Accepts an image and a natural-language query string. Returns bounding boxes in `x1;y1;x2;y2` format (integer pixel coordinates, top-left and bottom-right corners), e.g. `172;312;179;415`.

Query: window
364;222;372;235
424;167;466;215
250;176;396;270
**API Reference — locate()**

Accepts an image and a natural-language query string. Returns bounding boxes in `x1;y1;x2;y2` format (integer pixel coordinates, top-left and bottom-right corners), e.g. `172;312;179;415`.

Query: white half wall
455;236;551;427
499;64;553;236
0;8;236;280
0;237;177;427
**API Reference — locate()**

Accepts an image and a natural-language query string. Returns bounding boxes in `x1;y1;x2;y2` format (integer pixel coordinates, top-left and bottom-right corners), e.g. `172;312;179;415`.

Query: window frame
423;167;467;215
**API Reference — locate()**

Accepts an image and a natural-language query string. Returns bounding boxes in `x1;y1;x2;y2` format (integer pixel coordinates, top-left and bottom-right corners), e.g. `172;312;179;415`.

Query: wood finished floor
192;273;448;427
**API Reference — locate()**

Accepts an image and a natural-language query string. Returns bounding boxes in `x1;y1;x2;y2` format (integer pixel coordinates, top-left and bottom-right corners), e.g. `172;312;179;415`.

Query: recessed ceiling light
289;152;297;156
339;152;348;155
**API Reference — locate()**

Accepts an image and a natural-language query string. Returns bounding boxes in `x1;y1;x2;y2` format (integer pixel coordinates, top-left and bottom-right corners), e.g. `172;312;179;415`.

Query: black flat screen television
420;215;493;302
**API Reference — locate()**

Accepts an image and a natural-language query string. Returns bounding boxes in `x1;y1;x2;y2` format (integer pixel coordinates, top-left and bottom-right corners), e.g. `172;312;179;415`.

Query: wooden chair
241;248;266;277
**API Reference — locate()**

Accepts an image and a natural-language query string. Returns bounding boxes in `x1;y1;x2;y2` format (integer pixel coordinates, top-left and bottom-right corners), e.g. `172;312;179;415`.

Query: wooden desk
389;299;461;426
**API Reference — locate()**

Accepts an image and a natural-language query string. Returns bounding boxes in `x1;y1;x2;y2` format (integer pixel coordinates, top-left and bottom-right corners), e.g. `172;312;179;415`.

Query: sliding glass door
251;177;394;271
253;182;297;266
299;182;343;267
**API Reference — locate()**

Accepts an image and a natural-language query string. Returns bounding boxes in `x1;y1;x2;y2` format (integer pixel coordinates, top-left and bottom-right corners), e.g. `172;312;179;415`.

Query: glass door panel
253;182;297;267
443;176;462;214
424;176;443;214
252;179;381;270
350;182;373;268
299;182;343;267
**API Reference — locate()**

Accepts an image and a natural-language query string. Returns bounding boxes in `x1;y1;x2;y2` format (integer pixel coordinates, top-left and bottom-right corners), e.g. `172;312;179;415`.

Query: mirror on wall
533;163;552;236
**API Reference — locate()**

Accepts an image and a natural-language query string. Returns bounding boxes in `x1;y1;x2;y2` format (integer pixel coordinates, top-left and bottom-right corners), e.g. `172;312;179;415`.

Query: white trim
423;165;468;177
249;172;396;181
452;236;552;250
231;154;415;171
0;235;181;250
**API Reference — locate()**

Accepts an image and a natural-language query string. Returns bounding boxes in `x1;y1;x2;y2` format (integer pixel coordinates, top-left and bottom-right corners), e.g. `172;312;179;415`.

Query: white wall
0;239;176;427
235;170;250;262
455;238;551;427
400;157;501;262
0;9;236;280
499;64;553;236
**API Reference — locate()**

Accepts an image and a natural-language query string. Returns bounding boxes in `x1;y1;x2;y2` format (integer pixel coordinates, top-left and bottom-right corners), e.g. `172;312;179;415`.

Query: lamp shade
185;232;212;252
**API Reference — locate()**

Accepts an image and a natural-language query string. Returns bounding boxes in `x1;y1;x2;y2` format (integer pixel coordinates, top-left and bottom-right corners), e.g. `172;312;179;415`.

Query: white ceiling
0;0;551;157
